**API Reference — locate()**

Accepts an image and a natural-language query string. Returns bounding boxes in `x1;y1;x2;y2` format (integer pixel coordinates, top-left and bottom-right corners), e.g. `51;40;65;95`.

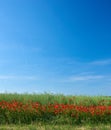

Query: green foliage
0;124;111;130
0;93;111;125
0;93;111;106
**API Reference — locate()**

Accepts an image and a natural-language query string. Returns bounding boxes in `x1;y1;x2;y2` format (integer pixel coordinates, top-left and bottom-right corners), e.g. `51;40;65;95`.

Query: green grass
0;93;111;106
0;124;111;130
0;93;111;127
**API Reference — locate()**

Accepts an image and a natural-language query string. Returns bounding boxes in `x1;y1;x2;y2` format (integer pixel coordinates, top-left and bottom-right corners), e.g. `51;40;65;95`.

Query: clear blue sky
0;0;111;95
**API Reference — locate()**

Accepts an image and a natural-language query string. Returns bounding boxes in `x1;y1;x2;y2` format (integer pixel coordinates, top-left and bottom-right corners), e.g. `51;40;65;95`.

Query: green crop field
0;93;111;105
0;93;111;129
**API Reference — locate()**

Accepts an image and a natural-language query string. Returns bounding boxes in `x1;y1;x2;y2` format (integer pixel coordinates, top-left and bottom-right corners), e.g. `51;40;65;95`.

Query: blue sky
0;0;111;95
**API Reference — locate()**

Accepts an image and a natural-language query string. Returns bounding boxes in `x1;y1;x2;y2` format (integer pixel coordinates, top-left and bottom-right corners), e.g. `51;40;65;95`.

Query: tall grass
0;93;111;125
0;124;111;130
0;93;111;106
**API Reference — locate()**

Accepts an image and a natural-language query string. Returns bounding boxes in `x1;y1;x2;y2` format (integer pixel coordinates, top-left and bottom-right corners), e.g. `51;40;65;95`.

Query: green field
0;93;111;129
0;93;111;105
0;124;111;130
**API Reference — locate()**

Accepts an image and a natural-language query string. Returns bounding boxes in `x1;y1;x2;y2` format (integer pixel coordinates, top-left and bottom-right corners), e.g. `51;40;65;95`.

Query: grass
0;93;111;129
0;93;111;106
0;124;111;130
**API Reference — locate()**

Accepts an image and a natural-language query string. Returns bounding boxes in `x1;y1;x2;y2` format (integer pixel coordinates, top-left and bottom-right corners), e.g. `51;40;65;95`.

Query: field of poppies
0;93;111;125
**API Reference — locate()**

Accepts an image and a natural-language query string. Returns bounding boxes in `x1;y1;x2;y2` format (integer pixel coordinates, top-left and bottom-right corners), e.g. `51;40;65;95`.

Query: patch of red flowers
0;100;111;116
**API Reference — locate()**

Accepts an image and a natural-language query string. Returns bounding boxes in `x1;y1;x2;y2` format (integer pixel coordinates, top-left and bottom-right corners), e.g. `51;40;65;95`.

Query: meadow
0;93;111;129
